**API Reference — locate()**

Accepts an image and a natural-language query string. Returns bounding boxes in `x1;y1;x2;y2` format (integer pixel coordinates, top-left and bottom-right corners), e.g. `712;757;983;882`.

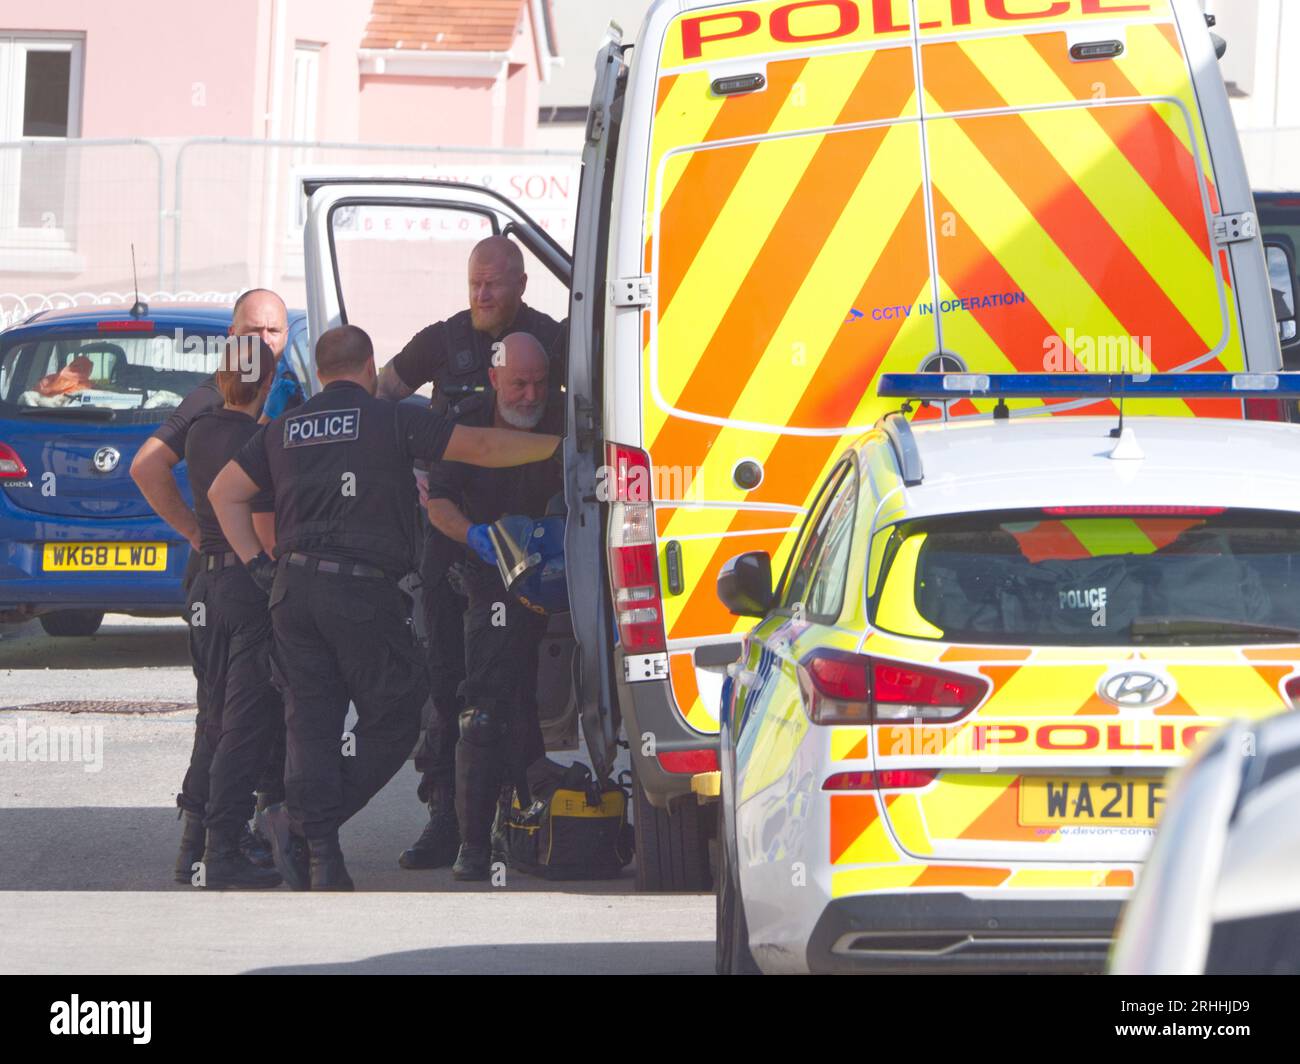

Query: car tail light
96;320;153;332
1285;675;1300;709
823;770;937;791
606;441;666;654
657;748;719;774
1244;398;1289;422
798;649;989;725
0;442;28;480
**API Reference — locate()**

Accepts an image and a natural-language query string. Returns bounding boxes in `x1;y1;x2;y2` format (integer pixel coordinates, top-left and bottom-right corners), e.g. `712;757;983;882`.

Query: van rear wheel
39;610;104;637
632;763;712;892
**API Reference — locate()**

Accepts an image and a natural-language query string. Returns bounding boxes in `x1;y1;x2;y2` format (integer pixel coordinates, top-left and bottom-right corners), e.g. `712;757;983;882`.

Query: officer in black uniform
184;340;283;889
425;331;563;880
209;324;561;891
376;235;564;870
130;288;290;883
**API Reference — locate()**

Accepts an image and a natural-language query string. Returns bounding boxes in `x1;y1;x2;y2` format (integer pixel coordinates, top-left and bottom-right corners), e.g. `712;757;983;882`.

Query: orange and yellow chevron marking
667;651;724;733
831;864;1012;898
832;728;869;762
831;794;902;864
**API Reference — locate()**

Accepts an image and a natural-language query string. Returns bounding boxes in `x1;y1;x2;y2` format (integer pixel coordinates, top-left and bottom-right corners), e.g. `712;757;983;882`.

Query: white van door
562;30;627;782
301;178;572;375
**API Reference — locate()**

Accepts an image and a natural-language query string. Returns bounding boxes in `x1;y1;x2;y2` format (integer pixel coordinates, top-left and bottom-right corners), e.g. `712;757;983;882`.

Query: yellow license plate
43;542;169;572
1018;777;1166;828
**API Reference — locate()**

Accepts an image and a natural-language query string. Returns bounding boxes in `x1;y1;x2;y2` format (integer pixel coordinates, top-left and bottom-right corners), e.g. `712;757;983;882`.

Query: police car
713;373;1300;974
0;303;310;636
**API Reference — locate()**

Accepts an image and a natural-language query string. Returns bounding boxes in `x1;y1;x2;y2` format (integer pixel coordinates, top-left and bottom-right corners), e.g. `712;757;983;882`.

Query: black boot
399;779;460;870
308;833;354;892
452;842;492;881
201;826;283;890
174;807;206;885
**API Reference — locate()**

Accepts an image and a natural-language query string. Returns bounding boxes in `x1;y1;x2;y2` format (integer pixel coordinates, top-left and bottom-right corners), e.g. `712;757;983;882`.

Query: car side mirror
717;551;774;618
1264;240;1298;348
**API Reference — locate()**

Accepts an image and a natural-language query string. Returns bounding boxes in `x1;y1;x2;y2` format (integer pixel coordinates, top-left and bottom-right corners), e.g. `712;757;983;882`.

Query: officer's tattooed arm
209;461;269;563
443;426;560;468
376;362;416;402
426;498;472;544
130;438;201;551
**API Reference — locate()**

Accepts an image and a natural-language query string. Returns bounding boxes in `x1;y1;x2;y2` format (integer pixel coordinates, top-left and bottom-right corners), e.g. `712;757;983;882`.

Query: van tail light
0;442;29;480
797;649;989;726
1245;398;1289;422
605;441;666;654
823;770;938;791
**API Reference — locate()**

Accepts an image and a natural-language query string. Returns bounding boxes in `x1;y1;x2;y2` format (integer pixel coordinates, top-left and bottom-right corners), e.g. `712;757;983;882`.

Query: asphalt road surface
0;615;713;974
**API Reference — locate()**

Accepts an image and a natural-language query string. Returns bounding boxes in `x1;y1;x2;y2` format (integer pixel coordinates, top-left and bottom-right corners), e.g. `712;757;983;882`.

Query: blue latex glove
467;524;498;567
262;363;304;420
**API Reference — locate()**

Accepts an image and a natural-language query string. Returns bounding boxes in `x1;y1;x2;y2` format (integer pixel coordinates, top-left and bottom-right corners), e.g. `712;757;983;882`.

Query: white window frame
291;43;320;144
0;33;84;254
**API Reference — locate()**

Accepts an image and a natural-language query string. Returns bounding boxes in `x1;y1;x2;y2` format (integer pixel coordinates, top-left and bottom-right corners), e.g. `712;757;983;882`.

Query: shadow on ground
245;940;713;975
0;617;191;670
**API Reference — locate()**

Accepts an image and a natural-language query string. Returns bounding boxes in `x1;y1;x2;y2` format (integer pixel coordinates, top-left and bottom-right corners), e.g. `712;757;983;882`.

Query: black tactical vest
265;381;423;576
430;306;565;415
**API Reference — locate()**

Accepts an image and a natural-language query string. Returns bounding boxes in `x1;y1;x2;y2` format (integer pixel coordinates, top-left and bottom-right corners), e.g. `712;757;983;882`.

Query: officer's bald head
468;236;527;336
315;325;377;392
491;332;549;430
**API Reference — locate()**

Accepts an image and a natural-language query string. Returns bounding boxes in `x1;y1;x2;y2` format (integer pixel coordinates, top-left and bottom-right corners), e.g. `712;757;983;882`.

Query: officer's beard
471;299;520;337
497;399;545;430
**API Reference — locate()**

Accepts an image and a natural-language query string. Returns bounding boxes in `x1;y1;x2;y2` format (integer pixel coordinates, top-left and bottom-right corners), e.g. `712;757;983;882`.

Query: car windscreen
871;509;1300;646
0;329;227;423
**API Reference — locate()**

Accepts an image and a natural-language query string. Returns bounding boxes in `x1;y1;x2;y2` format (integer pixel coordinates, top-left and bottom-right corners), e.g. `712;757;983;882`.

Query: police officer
209;324;561;891
184;338;283;889
425;332;563;880
131;288;289;882
376;235;564;871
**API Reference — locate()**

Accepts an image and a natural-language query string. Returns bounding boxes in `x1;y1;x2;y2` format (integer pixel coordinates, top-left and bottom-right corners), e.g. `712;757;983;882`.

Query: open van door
563;29;627;782
301;177;572;369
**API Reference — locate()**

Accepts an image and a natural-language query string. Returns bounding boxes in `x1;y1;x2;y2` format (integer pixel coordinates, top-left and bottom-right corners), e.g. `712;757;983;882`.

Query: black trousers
271;561;426;839
201;564;285;832
180;561;286;819
455;562;547;847
411;555;467;802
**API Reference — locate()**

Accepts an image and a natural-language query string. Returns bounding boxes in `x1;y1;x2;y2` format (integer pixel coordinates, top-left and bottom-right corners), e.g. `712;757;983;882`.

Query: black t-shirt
389;303;565;395
185;408;275;555
151;377;222;459
427;394;564;540
235;381;457;575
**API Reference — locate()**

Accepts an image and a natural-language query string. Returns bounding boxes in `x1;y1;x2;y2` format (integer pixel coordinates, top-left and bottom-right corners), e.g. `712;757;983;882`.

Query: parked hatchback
0;302;309;636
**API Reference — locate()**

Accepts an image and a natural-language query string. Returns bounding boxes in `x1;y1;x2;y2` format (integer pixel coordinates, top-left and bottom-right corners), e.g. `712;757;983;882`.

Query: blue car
0;302;310;636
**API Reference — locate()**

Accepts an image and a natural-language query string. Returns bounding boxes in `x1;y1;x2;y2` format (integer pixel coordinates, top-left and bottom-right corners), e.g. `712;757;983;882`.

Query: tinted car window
803;472;857;622
782;463;851;613
873;509;1300;646
0;330;229;422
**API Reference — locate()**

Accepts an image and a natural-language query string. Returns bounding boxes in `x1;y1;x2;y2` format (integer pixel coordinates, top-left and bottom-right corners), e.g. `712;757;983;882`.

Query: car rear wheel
716;801;760;974
632;761;712;892
39;610;105;638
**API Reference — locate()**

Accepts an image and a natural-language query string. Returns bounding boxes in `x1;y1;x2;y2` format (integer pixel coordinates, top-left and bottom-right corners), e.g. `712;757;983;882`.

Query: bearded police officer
209;324;560;891
425;332;563;880
376;235;564;871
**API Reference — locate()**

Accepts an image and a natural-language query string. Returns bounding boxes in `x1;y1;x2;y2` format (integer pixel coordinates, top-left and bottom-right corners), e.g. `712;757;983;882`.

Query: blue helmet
487;514;568;616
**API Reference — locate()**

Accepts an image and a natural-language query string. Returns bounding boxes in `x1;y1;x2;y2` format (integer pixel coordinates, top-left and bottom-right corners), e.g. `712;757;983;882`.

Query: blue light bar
877;372;1300;400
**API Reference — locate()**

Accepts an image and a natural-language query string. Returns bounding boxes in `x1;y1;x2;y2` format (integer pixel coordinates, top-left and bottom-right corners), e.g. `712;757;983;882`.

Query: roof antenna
1109;375;1126;439
129;243;147;318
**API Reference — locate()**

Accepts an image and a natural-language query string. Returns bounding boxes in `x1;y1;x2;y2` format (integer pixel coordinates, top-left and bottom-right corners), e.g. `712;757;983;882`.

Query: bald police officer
209;325;560;891
377;235;564;871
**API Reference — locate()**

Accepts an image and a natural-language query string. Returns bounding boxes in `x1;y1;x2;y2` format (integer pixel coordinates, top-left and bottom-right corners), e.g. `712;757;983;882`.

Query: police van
301;0;1292;891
